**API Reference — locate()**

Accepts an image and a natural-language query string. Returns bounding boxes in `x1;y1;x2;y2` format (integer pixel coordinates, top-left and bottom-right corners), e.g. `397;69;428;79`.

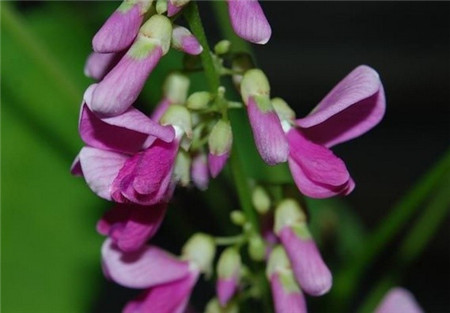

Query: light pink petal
97;203;167;252
375;288;424;313
191;153;209;190
287;128;350;187
226;0;272;44
111;139;178;205
84;51;122;80
151;98;171;122
208;152;229;178
296;65;386;147
247;97;289;165
102;238;191;289
288;158;352;198
279;227;332;296
79;147;128;200
93;4;142;53
270;274;307;313
217;277;238;307
70;154;83;176
172;26;203;55
123;269;200;313
80;104;174;155
89;47;163;117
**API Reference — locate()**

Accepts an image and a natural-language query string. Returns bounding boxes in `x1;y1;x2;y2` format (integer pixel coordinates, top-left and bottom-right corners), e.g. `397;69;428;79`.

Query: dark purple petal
296;65;385;147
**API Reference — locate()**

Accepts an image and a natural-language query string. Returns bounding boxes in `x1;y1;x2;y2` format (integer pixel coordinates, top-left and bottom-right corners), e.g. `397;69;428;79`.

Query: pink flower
97;203;167;252
266;246;307;313
84;51;123;81
375;288;424;313
102;234;215;313
191;153;209;190
274;199;332;297
275;65;385;198
226;0;272;44
216;247;241;306
171;25;203;55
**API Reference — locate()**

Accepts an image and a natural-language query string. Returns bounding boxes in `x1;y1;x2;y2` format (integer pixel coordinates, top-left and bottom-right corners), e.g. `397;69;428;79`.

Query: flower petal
122;269;199;313
151;98;171;122
111;139;178;205
80;104;174;155
84;51;122;80
287;128;350;187
172;26;203;55
270;273;307;313
89;46;163;117
279;226;332;296
375;288;424;313
191;153;209;190
70;154;83;176
296;65;385;147
217;277;238;307
93;4;143;53
79;147;128;200
102;238;191;289
247;96;289;165
208;152;229;178
226;0;272;44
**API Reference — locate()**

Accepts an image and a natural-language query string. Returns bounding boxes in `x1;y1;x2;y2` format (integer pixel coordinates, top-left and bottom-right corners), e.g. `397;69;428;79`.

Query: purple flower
274;199;332;296
90;15;173;117
266;246;307;313
216;247;241;306
172;25;203;55
92;0;152;53
97;203;167;252
241;69;289;165
375;288;424;313
191;152;209;190
226;0;272;44
102;233;215;313
84;51;123;81
167;0;191;17
208;120;233;177
274;65;385;198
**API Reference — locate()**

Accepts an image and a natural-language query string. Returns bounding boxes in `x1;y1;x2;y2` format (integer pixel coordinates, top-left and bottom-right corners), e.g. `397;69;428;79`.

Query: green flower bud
248;235;266;261
217;247;241;280
186;91;211;110
208;120;232;156
173;150;191;187
230;210;246;226
156;0;168;14
272;97;296;121
274;198;307;235
163;72;190;105
160;104;192;138
182;233;216;275
140;14;173;54
214;40;231;55
205;298;239;313
240;69;270;103
252;185;271;214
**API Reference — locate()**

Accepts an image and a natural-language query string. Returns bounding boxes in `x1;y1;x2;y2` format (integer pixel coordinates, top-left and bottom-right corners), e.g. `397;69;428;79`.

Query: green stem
184;2;220;93
332;149;450;310
357;180;450;313
215;235;245;246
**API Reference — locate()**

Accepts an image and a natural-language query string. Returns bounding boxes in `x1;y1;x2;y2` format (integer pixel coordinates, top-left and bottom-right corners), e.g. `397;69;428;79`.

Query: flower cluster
72;1;386;312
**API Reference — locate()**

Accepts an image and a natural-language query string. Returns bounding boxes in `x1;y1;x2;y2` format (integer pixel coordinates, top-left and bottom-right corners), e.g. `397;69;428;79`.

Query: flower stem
184;2;220;94
332;149;450;310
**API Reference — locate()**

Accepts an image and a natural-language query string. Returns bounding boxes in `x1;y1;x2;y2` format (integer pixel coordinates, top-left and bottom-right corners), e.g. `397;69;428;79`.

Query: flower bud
156;0;167;14
187;91;211;110
232;53;254;89
174;150;191;187
274;199;307;234
191;152;209;190
163;72;190;105
216;247;241;306
167;0;190;17
182;233;216;275
240;69;270;104
230;211;246;226
160;104;192;138
140;14;173;54
214;40;231;55
252;185;271;214
208;120;233;177
248;235;265;261
172;25;203;55
205;298;239;313
272;97;296;123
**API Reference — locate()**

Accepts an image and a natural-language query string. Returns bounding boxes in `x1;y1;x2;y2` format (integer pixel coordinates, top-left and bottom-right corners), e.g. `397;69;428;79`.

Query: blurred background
2;1;449;313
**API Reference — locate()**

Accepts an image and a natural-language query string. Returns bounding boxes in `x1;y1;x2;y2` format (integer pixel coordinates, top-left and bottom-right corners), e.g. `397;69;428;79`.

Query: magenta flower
216;247;241;306
84;51;123;81
167;0;191;17
90;15;172;117
191;152;209;190
375;288;424;313
208;120;233;177
274;199;332;296
226;0;272;44
171;25;203;55
92;0;152;53
97;203;167;252
102;234;215;313
273;65;385;198
267;246;307;313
